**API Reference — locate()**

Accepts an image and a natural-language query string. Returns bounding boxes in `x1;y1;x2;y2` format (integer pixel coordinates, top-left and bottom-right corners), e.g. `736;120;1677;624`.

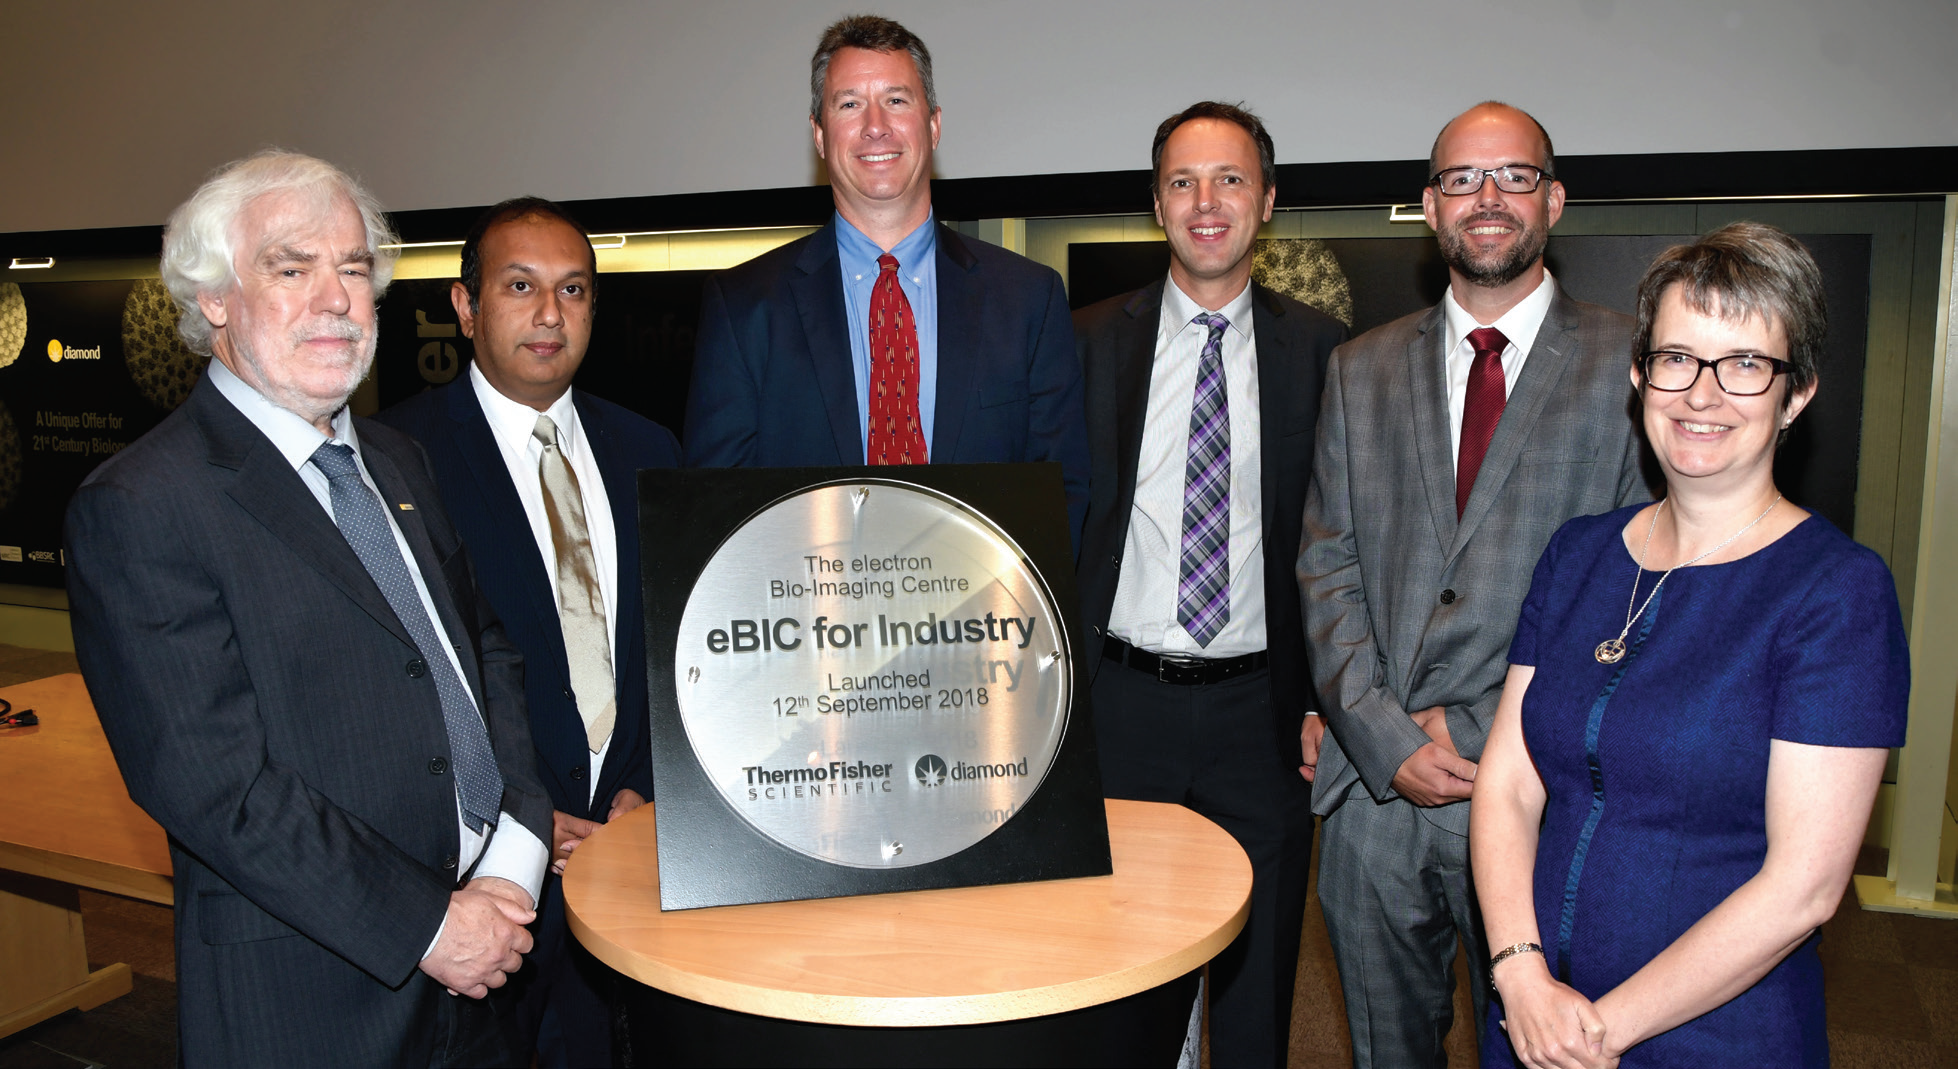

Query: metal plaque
674;480;1071;869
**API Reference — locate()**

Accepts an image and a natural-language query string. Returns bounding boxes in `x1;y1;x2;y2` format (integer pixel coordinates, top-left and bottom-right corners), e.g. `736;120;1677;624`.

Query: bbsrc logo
914;754;948;787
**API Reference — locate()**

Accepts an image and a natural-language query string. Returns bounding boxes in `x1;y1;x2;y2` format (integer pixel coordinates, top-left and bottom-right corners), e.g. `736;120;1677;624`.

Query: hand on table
551;789;648;875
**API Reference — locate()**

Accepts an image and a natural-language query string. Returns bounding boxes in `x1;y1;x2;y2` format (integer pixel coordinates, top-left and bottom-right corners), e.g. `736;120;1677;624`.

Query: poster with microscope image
1068;234;1871;538
0;278;204;587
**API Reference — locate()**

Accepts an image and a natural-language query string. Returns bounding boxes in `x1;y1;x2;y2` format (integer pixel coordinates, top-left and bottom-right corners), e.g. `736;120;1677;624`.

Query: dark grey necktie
311;441;503;832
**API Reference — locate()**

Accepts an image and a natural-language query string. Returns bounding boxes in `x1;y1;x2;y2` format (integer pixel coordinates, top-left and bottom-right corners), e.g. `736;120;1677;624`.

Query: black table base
615;970;1202;1068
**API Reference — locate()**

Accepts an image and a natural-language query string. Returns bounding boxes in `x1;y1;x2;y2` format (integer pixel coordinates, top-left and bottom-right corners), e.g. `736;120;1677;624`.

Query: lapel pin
397;503;415;511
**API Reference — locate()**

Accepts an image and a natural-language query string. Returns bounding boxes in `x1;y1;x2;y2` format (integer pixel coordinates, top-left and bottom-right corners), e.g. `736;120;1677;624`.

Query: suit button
570;765;588;782
429;756;449;775
563;688;574;701
1439;589;1457;604
406;658;427;678
1110;555;1121;568
441;854;457;871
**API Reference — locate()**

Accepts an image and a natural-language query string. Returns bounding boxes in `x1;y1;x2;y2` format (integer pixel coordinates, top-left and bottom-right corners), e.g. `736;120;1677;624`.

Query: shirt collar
1443;271;1557;356
208;357;355;470
834;210;937;277
469;361;580;456
1161;275;1256;344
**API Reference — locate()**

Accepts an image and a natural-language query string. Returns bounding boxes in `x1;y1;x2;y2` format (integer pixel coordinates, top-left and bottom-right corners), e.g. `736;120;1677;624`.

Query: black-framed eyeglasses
1429;165;1552;196
1640;351;1793;396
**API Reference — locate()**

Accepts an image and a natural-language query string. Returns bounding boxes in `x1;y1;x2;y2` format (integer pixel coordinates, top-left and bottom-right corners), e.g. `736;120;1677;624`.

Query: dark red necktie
1456;326;1509;518
866;253;926;465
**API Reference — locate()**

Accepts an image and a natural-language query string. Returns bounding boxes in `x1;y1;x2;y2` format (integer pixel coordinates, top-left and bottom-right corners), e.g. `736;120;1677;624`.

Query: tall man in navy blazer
1074;103;1346;1068
378;197;680;1068
683;14;1089;544
66;153;550;1067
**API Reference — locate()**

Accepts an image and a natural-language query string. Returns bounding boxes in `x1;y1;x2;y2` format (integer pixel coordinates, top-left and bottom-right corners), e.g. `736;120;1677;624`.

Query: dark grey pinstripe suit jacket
65;373;551;1068
1299;289;1648;837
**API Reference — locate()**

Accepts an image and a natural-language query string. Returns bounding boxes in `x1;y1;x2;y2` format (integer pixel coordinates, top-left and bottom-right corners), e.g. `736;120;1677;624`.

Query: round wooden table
565;797;1250;1065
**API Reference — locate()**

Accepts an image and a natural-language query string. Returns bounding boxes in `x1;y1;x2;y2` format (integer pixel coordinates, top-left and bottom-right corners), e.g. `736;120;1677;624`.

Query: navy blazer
378;376;680;821
1074;280;1347;763
682;219;1091;548
66;373;551;1067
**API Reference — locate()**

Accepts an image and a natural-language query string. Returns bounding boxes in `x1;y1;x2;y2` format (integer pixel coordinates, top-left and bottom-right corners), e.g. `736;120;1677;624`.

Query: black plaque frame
639;463;1110;910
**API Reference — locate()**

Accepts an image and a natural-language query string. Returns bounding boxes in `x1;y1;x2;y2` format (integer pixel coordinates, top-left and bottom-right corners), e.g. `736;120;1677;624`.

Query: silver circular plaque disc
675;481;1070;868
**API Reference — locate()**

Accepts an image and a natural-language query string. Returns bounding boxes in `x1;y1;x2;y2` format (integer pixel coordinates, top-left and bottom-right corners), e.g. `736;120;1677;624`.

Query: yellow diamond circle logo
47;338;63;362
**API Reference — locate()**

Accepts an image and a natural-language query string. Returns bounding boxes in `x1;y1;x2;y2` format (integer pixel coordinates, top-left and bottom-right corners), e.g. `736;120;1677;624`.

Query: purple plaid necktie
1178;313;1231;647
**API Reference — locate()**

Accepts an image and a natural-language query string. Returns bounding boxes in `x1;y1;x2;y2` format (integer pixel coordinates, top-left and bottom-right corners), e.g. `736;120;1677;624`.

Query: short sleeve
1771;543;1910;747
1508;516;1572;668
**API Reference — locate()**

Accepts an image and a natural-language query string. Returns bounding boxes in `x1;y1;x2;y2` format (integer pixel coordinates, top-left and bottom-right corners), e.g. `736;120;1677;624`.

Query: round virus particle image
0;402;21;511
123;278;208;409
0;282;26;369
1252;238;1354;328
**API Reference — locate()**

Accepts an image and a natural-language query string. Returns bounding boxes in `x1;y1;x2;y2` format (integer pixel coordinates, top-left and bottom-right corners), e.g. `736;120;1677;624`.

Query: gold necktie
533;414;615;753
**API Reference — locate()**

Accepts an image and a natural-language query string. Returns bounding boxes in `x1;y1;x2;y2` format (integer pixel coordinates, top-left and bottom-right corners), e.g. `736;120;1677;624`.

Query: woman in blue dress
1471;221;1910;1069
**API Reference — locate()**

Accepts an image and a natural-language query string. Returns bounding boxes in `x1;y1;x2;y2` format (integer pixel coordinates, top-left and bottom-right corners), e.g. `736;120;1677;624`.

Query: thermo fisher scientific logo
915;754;1029;786
46;339;102;362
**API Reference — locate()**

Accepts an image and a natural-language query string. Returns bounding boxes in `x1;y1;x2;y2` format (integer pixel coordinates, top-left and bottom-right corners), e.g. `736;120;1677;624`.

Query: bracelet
1488;941;1544;981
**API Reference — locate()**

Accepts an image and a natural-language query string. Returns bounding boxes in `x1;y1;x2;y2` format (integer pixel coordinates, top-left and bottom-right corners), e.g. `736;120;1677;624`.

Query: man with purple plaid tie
1075;102;1348;1068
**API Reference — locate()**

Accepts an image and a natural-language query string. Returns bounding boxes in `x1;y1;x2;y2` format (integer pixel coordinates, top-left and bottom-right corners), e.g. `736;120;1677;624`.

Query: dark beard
1436;211;1548;288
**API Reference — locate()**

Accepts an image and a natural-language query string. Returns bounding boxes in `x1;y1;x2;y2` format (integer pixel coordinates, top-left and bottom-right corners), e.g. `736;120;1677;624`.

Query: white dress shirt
1441;272;1557;470
208;360;548;933
468;363;619;804
1106;277;1267;658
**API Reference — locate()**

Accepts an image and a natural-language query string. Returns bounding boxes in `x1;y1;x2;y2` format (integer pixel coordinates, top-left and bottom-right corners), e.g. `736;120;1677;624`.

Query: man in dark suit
682;14;1090;545
377;197;679;1068
65;152;551;1067
1074;102;1347;1069
1299;102;1648;1067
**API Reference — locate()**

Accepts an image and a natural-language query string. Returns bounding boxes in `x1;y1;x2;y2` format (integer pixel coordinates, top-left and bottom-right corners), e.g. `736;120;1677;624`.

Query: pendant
1594;639;1626;664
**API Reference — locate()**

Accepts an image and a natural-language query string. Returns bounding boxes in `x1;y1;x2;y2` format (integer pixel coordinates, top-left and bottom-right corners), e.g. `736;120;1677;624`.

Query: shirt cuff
471;811;550;907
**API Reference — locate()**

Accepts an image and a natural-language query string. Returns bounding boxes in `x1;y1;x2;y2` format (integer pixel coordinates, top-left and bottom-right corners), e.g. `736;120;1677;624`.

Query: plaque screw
854;486;870;508
1042;650;1060;667
882;841;903;859
687;666;700;684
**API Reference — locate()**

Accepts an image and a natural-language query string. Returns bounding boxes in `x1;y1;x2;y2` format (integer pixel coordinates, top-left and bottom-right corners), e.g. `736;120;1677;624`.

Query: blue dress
1481;505;1909;1069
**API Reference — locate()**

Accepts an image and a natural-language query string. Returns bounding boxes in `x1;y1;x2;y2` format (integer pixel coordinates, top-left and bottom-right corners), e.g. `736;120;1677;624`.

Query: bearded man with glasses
1298;101;1650;1068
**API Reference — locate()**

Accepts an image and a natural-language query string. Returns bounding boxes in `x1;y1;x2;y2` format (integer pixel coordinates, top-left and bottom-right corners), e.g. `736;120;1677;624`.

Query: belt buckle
1157;653;1202;684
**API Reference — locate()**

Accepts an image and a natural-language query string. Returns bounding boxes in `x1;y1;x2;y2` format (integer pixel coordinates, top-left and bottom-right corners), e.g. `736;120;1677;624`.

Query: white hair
159;151;399;356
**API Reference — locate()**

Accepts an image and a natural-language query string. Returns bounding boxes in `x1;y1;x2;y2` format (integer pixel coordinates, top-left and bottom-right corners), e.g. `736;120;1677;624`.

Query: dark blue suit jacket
378;376;680;821
682;219;1091;547
67;373;551;1067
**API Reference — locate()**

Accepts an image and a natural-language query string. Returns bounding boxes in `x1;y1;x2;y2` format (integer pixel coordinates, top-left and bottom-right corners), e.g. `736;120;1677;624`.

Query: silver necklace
1595;494;1783;664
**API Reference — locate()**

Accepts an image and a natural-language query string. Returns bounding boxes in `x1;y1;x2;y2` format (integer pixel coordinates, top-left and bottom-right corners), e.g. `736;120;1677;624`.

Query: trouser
1091;662;1314;1069
1316;794;1488;1069
512;873;616;1069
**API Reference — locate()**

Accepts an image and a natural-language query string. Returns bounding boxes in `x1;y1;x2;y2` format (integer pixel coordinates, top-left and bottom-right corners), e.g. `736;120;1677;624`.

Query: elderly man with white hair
65;151;551;1068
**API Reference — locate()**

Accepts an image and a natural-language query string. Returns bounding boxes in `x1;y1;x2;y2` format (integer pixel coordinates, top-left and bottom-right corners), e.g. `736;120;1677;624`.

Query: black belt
1101;635;1267;686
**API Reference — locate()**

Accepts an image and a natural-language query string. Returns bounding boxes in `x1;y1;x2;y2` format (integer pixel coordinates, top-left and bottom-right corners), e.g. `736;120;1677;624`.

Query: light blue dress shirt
835;212;939;454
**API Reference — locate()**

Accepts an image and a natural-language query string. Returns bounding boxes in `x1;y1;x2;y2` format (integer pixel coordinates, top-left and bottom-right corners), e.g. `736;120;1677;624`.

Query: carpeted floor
4;643;1955;1067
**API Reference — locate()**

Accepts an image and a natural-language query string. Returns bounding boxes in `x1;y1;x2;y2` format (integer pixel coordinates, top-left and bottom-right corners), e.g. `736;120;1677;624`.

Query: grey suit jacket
1298;288;1647;835
66;373;551;1067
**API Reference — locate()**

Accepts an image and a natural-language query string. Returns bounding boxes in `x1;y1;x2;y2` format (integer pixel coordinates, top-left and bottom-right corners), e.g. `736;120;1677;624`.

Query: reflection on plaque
641;464;1109;910
675;481;1068;868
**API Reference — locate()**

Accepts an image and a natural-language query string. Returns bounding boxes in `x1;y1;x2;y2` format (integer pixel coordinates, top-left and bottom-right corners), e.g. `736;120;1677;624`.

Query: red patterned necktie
866;253;926;465
1456;326;1509;518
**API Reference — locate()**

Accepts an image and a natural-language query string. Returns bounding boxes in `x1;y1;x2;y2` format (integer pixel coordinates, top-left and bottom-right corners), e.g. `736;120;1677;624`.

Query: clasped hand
418;876;535;999
1391;706;1477;806
1494;955;1619;1069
